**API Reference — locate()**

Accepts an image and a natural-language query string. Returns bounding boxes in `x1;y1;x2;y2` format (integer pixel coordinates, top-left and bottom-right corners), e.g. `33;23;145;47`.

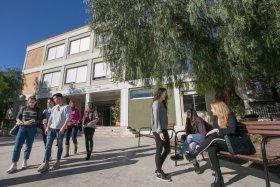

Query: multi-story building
22;25;213;131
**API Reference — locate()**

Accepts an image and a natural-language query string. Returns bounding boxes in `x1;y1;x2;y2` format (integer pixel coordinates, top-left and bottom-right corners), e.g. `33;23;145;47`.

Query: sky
0;0;90;70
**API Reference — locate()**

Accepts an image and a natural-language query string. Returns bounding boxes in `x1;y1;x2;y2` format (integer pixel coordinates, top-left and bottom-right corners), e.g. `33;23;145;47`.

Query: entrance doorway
94;102;114;126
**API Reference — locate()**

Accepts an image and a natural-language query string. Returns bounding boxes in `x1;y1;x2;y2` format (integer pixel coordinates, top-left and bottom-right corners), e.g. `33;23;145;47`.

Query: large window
93;62;111;80
65;66;87;84
69;36;90;54
47;44;65;60
43;72;60;88
130;89;153;99
183;93;206;111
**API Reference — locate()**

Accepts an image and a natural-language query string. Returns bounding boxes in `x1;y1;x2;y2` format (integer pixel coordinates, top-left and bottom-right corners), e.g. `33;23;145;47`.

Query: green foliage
87;0;280;102
111;98;120;121
0;68;23;119
250;134;262;145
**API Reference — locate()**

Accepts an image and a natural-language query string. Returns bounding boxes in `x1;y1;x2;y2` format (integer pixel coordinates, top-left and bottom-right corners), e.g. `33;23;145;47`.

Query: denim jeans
45;129;64;161
12;126;37;162
179;133;201;165
65;125;78;145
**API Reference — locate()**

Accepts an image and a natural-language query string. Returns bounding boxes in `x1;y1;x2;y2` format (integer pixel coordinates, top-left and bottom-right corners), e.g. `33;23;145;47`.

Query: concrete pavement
0;135;279;187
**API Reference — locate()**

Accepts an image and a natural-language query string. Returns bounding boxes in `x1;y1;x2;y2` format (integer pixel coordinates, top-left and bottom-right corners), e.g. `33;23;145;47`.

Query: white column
120;88;129;127
174;87;183;131
85;93;91;109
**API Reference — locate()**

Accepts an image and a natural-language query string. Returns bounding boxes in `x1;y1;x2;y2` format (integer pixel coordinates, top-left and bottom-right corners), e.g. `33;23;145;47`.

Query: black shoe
170;154;184;161
193;163;202;174
154;170;170;178
156;172;171;182
211;171;225;187
85;153;91;160
185;152;194;162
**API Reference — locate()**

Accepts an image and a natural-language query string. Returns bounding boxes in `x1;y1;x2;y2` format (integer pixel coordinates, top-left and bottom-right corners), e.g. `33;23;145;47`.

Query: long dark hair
185;109;198;134
153;88;168;109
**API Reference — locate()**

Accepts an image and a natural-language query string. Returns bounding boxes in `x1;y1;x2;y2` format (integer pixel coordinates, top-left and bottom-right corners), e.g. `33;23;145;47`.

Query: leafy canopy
87;0;280;94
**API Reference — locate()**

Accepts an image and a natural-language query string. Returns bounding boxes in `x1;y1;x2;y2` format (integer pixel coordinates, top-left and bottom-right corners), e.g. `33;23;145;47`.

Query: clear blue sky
0;0;90;70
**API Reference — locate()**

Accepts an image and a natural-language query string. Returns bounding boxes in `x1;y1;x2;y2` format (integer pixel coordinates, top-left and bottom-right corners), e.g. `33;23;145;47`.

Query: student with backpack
170;109;208;174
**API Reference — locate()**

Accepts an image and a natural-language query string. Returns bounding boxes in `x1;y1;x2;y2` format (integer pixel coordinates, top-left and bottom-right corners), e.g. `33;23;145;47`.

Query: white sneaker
51;161;60;170
7;163;17;174
21;160;27;169
37;162;49;173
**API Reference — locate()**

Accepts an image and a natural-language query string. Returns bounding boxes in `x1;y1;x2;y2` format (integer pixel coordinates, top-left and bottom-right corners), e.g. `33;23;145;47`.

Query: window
43;72;60;88
183;93;206;111
93;62;111;80
130;89;153;99
65;66;87;84
47;44;65;60
69;36;90;54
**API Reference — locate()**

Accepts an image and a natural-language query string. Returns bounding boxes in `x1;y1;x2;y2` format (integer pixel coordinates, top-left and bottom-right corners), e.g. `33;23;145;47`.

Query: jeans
192;133;228;172
45;129;64;161
12;127;37;162
65;126;78;145
41;127;47;147
84;127;95;153
179;133;201;165
153;130;170;172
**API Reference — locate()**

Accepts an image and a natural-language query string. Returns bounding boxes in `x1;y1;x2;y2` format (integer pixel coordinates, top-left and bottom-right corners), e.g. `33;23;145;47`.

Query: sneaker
193;163;202;174
154;170;170;178
51;161;60;170
37;162;49;173
156;172;171;182
170;154;184;161
7;163;17;174
185;152;194;162
21;160;27;169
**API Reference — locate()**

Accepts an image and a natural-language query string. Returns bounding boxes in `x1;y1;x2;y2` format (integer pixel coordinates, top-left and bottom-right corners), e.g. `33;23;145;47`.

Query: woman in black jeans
82;102;99;160
185;100;237;187
151;88;170;181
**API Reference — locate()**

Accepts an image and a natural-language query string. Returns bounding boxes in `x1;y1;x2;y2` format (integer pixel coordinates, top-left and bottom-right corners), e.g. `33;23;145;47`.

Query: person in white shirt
38;93;71;173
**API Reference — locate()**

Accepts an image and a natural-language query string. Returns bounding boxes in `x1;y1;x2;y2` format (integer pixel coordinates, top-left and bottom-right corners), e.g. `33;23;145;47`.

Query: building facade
22;25;213;131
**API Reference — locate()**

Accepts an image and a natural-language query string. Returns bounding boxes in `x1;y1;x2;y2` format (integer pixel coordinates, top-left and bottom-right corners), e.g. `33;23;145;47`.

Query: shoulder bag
224;132;256;155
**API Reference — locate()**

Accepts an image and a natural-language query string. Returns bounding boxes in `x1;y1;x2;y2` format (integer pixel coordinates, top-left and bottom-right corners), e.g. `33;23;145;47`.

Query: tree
0;68;23;119
87;0;280;108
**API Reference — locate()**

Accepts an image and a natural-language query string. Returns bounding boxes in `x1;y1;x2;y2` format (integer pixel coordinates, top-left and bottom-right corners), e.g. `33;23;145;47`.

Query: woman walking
151;88;171;181
82;102;99;160
7;96;40;173
185;100;237;187
63;99;80;157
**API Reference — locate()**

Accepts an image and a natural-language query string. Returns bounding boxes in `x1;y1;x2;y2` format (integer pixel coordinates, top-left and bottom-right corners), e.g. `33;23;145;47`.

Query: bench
219;121;280;187
138;123;175;147
173;121;280;187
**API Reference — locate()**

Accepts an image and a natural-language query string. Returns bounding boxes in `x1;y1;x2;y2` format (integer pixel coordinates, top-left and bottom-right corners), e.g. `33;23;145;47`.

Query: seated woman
170;109;207;174
185;100;237;187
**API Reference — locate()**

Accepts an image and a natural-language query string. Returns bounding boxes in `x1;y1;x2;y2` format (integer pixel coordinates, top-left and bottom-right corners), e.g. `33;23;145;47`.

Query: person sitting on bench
185;100;237;187
170;109;207;174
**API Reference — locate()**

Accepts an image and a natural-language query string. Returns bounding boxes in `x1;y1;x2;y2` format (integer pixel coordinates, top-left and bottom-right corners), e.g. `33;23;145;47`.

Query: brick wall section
22;72;40;95
24;47;44;70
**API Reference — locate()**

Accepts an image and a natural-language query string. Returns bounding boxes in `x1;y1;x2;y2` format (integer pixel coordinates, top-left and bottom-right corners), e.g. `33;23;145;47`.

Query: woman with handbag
82;102;99;160
7;96;40;173
151;88;171;182
185;100;237;187
63;99;80;157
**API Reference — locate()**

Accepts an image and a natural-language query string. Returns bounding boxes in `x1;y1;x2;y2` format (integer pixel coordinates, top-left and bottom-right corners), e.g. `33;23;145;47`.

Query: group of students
6;93;99;174
151;87;237;187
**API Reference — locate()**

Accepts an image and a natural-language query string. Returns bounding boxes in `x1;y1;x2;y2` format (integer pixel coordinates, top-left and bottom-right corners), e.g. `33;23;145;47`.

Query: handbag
9;124;20;136
224;132;256;155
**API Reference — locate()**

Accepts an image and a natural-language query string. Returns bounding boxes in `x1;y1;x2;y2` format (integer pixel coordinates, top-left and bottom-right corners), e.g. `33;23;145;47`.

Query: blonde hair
210;100;230;128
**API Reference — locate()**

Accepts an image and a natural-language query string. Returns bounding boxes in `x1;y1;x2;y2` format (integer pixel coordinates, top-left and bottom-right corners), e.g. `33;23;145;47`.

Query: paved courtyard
0;135;279;187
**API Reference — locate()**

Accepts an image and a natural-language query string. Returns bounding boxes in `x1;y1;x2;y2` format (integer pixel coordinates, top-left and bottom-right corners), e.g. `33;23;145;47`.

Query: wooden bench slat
247;130;280;135
246;125;280;130
219;151;280;165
